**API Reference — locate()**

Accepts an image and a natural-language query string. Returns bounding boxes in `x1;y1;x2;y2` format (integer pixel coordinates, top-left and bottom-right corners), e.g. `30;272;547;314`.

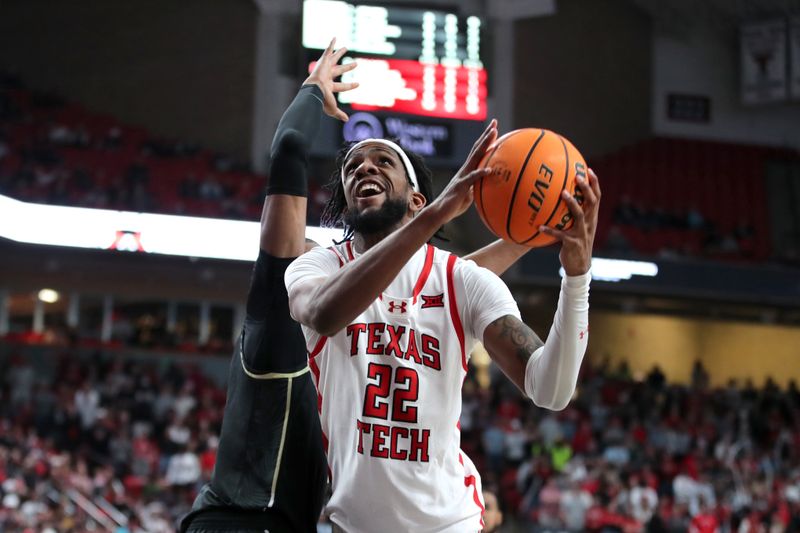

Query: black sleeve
266;84;325;197
241;252;307;374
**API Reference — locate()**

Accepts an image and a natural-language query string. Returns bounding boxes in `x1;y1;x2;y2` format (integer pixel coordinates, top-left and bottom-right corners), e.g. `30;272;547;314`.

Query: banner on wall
741;19;788;104
790;17;800;100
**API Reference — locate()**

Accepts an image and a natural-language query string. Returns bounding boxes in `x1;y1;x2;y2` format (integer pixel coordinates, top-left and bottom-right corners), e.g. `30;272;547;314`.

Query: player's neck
352;223;404;253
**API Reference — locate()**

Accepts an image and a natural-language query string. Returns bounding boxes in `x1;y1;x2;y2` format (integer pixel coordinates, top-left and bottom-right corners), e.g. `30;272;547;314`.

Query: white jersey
285;241;520;533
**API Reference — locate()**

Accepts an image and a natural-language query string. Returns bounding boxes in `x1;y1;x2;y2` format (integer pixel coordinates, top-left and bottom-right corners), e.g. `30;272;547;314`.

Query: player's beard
344;197;408;235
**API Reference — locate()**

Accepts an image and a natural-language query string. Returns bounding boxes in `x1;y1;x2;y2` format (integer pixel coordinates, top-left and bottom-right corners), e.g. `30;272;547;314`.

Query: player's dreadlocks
321;140;442;243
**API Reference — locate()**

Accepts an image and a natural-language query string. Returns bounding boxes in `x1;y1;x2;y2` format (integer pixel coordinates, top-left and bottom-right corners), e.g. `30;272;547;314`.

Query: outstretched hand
540;168;601;276
428;119;498;223
304;38;359;122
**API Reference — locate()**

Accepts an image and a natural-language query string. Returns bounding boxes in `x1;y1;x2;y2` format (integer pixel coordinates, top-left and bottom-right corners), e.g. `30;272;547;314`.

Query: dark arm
259;39;356;257
463;239;530;276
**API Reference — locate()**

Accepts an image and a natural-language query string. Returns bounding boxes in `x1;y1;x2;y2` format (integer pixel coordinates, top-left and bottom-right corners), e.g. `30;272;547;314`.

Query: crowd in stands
590;137;800;264
605;196;757;259
461;358;800;532
0;73;329;224
2;341;800;532
0;350;223;532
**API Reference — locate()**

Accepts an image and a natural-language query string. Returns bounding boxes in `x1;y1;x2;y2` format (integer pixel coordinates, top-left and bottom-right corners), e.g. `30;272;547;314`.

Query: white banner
741;19;788;104
790;17;800;100
0;195;342;262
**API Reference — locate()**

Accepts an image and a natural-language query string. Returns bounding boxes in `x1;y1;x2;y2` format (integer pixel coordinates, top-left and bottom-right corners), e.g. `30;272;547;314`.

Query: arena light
559;257;659;282
37;288;60;303
0;194;342;262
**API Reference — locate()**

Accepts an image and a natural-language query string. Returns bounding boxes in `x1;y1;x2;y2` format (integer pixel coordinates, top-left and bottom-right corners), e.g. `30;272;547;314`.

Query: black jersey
181;255;327;533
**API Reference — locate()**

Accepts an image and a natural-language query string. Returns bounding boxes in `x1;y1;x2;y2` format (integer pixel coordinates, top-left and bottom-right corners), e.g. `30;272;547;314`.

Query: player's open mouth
355;180;385;198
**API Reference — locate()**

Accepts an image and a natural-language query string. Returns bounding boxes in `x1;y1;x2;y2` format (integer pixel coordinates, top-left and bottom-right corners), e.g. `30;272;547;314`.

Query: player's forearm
464;239;530;276
259;85;323;253
265;85;323;198
269;84;323;159
300;207;448;336
525;272;590;410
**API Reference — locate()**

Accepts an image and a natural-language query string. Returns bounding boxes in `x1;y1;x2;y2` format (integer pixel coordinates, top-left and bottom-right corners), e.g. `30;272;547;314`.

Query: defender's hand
304;38;359;122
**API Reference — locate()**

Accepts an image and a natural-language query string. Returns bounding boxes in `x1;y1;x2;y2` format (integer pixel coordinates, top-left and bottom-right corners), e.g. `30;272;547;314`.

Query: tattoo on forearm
493;315;543;364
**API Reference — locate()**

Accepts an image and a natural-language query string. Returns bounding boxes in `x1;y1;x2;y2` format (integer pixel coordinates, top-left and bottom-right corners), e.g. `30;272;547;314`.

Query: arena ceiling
627;0;800;34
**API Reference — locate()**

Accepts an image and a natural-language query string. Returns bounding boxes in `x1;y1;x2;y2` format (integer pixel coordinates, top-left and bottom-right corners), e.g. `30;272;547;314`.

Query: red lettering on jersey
371;423;390;458
346;323;367;356
408;428;430;462
404;328;422;364
389;426;409;460
356;420;371;454
366;323;386;355
385;325;406;357
348;323;443;373
387;300;407;314
420;334;441;371
356;418;431;462
421;293;445;309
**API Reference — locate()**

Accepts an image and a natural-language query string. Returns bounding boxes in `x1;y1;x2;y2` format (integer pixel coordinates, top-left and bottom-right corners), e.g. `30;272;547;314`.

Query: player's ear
409;190;426;213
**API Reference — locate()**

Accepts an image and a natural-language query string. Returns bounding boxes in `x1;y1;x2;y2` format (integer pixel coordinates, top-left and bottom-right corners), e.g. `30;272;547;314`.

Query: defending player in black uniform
179;40;358;533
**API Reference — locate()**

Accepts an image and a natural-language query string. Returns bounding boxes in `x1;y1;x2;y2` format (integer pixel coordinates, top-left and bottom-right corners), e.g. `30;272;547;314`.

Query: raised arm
481;169;600;410
287;121;499;336
464;239;530;276
259;38;357;257
242;40;357;373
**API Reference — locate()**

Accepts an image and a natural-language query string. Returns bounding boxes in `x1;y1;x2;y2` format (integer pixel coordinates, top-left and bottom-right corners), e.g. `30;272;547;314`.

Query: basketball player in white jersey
285;59;601;533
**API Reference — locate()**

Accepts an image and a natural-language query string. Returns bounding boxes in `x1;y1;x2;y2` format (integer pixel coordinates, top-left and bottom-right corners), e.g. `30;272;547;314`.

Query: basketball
474;128;587;248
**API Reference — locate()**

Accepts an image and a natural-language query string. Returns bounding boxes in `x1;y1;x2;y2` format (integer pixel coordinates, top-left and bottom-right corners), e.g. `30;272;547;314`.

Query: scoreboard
301;0;489;166
302;0;487;121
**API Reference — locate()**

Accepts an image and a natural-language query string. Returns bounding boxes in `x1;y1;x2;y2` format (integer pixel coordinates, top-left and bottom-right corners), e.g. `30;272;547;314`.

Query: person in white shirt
286;95;600;531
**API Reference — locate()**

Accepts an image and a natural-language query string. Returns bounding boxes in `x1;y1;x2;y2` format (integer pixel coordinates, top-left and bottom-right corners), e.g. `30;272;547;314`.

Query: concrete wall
0;0;257;159
653;26;800;149
512;0;652;158
590;311;800;388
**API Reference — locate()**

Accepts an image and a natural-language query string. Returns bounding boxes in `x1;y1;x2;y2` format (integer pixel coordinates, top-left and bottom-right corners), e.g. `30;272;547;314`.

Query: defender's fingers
332;45;349;63
332;61;357;76
324;38;336;55
335;109;349;122
332;81;359;92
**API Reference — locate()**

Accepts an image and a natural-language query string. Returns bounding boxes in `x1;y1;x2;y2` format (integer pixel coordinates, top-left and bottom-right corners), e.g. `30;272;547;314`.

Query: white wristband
524;272;590;410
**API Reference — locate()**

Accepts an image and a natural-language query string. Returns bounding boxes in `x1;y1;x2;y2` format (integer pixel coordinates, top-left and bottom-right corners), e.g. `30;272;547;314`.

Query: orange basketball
474;128;586;248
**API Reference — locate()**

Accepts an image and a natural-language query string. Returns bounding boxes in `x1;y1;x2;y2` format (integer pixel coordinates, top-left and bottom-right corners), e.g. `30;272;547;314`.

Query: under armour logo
579;330;588;340
388;301;408;314
421;293;445;309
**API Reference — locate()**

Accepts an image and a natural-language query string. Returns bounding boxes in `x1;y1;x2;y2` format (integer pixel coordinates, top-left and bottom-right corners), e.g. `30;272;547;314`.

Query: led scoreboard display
302;0;487;122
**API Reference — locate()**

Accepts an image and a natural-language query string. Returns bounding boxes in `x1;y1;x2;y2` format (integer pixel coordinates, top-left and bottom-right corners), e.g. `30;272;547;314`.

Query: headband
341;138;419;192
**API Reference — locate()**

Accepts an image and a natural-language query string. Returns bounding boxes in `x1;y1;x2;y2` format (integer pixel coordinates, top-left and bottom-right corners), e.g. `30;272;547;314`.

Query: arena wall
653;26;800;149
0;0;256;159
512;0;652;158
590;311;800;388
